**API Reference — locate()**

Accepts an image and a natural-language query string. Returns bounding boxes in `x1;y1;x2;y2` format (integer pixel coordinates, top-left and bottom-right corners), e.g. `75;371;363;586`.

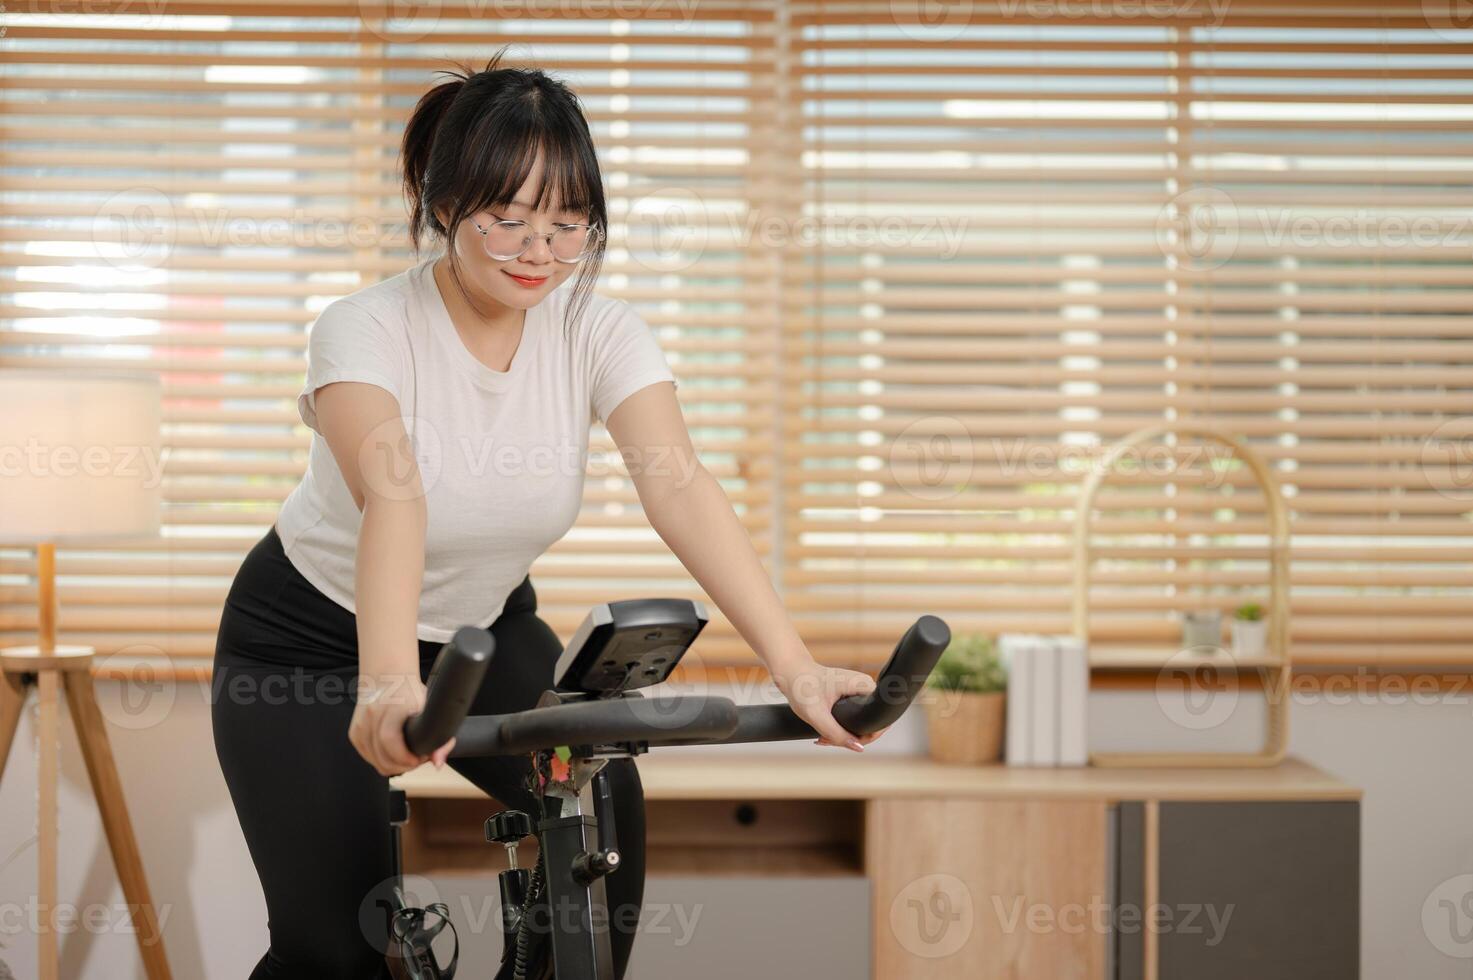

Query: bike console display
553;598;708;696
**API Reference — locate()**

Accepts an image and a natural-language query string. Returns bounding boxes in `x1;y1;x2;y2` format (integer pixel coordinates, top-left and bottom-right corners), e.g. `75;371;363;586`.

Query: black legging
210;525;646;978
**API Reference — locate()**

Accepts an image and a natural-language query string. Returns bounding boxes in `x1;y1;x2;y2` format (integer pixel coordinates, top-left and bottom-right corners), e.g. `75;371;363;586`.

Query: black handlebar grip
830;613;950;734
403;626;495;757
654;614;951;746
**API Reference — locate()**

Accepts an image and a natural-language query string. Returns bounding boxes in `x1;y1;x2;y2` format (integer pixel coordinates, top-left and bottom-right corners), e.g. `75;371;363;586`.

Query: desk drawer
402;797;864;877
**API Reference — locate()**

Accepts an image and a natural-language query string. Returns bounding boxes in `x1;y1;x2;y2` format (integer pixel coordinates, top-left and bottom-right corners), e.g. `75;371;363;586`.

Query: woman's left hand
770;656;891;752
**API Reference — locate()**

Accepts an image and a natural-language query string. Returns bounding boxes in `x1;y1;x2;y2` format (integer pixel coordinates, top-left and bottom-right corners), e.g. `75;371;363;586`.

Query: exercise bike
384;598;950;980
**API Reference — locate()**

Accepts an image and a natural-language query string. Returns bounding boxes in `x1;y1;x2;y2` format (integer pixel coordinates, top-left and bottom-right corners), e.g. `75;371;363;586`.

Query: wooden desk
394;755;1361;979
397;753;1357;802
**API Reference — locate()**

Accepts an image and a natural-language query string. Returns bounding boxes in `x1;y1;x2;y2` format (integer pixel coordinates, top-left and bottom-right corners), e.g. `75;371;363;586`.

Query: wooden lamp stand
0;543;173;980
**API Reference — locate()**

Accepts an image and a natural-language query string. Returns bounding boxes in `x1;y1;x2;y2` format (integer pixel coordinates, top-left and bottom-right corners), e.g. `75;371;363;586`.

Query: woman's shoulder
554;284;644;344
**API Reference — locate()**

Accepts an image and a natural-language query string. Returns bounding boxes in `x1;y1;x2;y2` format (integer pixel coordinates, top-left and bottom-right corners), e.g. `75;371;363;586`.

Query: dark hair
401;47;606;339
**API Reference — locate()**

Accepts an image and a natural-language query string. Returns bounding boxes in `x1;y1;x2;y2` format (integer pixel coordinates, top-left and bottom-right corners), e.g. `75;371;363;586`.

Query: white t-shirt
274;255;678;643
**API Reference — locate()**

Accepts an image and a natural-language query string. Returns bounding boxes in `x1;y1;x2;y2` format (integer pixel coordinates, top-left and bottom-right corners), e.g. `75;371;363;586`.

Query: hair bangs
462;124;600;226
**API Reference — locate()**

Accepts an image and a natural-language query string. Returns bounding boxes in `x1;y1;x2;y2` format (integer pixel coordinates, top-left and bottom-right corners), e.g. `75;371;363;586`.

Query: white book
1031;636;1059;766
1056;635;1089;767
1000;634;1033;766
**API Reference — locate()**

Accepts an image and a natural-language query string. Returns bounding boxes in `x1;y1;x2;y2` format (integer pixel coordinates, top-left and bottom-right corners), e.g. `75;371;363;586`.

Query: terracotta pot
923;689;1005;764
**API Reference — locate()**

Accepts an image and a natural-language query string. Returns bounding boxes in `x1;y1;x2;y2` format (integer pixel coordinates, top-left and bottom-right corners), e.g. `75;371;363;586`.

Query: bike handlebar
402;626;495;757
658;613;951;746
403;614;950;758
449;695;742;756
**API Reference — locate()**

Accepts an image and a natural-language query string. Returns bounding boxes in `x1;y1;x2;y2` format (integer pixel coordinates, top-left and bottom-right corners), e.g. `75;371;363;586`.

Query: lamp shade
0;369;163;543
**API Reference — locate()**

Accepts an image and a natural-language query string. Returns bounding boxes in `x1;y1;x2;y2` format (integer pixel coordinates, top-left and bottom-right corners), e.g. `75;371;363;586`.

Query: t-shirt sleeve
589;300;678;426
297;299;406;434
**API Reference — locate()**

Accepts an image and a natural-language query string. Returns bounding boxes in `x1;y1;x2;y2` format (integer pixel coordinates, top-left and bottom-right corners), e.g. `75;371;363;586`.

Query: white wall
0;674;1468;978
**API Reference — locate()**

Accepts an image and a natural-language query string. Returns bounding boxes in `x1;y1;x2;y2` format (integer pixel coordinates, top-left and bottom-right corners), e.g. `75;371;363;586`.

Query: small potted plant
1182;608;1223;652
1232;602;1267;657
923;633;1007;764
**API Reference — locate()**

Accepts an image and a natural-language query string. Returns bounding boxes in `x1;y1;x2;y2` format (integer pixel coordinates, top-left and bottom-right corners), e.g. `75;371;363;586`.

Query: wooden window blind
1;1;1469;671
783;0;1473;668
0;2;782;665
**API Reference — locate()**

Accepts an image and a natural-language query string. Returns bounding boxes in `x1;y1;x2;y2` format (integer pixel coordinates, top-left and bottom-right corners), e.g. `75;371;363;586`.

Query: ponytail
401;66;472;248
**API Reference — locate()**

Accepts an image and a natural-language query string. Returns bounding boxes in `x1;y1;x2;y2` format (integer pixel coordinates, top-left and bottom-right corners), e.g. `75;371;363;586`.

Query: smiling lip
504;271;548;287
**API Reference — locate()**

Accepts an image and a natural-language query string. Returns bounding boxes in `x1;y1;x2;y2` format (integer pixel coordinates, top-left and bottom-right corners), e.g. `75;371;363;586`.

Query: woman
210;49;885;979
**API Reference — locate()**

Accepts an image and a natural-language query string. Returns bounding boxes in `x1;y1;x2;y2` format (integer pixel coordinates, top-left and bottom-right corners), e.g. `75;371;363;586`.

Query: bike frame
387;751;627;980
394;612;951;980
534;753;624;979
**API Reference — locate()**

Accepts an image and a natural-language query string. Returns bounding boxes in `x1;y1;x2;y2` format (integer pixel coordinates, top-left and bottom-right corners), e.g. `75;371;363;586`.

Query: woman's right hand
348;671;456;776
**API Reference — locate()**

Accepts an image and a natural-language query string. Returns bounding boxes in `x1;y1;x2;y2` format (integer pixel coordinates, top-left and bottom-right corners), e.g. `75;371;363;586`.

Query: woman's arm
604;382;883;752
314;381;451;774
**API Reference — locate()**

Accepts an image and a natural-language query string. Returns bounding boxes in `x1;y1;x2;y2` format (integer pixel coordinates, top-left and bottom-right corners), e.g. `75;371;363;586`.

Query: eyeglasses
469;214;602;263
